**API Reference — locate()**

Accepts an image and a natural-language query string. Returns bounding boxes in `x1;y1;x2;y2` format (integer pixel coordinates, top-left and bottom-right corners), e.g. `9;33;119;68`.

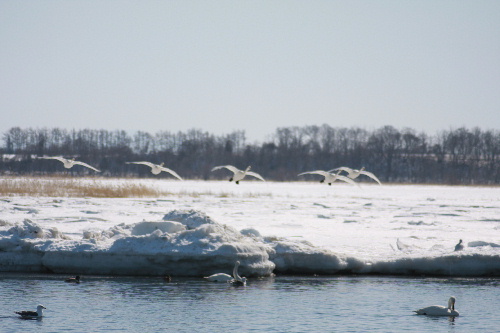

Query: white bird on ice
211;165;265;184
126;162;183;180
204;261;247;285
414;297;459;316
298;170;358;186
15;305;46;319
41;156;100;172
330;167;382;185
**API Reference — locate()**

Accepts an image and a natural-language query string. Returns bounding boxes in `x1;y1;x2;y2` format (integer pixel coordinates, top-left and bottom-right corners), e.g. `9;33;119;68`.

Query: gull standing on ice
330;167;382;185
454;239;464;251
41;156;100;172
126;162;183;180
15;305;46;319
211;165;265;184
298;170;358;186
414;297;459;316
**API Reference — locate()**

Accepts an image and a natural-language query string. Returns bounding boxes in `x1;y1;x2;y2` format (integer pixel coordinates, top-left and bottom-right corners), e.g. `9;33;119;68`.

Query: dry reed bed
0;177;274;198
0;177;166;198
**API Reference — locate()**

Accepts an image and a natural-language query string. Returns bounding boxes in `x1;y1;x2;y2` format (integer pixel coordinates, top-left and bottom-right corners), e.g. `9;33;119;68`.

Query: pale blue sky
1;1;499;142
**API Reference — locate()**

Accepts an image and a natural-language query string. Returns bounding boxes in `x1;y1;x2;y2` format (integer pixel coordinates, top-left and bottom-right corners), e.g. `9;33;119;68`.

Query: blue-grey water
0;274;499;332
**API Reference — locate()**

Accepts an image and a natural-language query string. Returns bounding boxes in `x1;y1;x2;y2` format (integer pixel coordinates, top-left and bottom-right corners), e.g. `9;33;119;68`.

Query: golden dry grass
0;177;167;198
0;176;274;198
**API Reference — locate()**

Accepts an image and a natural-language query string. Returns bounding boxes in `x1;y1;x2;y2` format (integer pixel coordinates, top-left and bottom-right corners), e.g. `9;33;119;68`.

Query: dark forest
1;125;499;184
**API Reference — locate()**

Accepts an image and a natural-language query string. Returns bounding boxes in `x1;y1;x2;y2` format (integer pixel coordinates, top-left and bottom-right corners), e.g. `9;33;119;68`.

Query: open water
0;274;499;332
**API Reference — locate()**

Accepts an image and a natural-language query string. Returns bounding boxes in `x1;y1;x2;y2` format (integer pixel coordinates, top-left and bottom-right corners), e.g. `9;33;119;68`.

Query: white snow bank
468;241;500;248
0;210;499;277
370;254;500;276
0;211;275;276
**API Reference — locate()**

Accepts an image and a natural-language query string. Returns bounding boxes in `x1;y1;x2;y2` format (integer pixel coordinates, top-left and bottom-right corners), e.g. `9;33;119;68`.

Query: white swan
204;261;247;285
126;161;183;180
330;167;382;185
211;165;265;184
203;272;234;282
41;156;100;172
298;170;358;186
414;297;459;316
232;261;247;286
15;305;46;319
454;239;464;251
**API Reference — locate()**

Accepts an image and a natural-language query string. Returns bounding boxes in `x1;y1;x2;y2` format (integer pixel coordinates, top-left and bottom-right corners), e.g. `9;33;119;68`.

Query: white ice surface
1;179;499;276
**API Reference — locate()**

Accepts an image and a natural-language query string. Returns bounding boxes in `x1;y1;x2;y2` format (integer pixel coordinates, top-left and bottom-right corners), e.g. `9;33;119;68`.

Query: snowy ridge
0;210;499;277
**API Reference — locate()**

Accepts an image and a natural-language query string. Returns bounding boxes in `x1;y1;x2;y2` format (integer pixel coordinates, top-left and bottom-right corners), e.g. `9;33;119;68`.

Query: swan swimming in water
298;170;358;186
15;305;46;319
203;272;233;282
211;165;265;184
41;156;100;172
414;297;459;316
330;167;382;185
204;261;247;285
231;261;247;286
65;275;81;283
125;161;183;180
454;239;464;251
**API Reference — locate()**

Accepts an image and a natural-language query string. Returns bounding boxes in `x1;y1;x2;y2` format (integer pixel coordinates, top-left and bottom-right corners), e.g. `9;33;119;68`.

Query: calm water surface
0;274;498;332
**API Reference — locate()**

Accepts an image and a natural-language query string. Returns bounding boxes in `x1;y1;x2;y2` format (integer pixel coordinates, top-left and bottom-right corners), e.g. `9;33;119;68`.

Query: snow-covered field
1;179;499;276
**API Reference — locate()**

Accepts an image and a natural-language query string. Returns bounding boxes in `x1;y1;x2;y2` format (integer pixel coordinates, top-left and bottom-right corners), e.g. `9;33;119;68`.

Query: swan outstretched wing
328;166;353;174
360;171;382;185
126;161;156;168
211;165;240;174
298;170;330;177
246;171;265;181
41;156;67;163
336;174;359;186
159;166;183;180
74;161;101;172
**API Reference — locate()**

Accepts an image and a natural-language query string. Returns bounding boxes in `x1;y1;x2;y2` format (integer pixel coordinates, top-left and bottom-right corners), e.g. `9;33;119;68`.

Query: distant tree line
1;125;499;184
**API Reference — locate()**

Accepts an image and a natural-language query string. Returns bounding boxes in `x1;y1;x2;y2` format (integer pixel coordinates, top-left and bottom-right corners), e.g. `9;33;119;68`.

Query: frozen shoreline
1;179;499;277
1;209;499;277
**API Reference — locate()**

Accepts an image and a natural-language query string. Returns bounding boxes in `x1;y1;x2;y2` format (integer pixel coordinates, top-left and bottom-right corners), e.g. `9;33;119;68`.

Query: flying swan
41;156;100;172
298;170;358;186
15;305;46;319
125;162;183;180
204;261;247;285
414;297;459;316
330;167;382;185
211;165;265;184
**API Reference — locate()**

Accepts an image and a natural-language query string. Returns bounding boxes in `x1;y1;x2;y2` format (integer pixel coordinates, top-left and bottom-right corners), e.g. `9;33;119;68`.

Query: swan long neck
448;297;455;310
233;261;242;281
